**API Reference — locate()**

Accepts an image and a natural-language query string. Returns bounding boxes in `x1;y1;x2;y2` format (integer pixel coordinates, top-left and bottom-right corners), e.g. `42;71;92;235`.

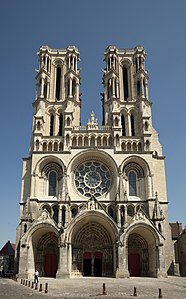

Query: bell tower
102;45;158;154
31;45;81;152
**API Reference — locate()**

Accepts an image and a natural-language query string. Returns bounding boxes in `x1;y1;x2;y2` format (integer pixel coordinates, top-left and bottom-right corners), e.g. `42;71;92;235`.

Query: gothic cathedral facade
16;45;173;279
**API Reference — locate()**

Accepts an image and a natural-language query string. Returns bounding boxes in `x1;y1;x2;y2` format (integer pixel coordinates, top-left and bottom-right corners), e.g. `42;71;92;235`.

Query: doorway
128;253;140;276
83;252;92;276
72;221;114;277
128;233;149;277
44;254;58;277
94;252;102;277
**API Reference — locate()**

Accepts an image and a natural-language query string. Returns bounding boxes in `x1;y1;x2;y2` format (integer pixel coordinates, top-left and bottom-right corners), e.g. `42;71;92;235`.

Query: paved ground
1;276;186;298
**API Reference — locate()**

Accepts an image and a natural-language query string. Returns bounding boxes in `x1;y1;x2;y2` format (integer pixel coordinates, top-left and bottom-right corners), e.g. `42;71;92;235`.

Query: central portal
83;252;102;276
72;221;113;277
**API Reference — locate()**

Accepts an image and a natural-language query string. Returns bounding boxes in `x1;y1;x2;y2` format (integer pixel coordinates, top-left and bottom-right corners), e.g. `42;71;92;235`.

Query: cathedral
16;45;173;279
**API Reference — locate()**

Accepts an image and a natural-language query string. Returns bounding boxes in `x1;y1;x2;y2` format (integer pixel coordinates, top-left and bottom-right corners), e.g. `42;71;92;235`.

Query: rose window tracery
74;161;111;197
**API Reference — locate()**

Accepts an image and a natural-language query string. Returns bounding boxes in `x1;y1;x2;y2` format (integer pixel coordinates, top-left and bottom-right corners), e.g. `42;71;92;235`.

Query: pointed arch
121;114;126;136
55;66;62;100
50;113;54;136
131;114;135;136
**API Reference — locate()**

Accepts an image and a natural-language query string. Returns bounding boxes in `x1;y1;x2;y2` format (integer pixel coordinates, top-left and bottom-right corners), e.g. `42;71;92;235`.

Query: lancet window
49;171;57;196
55;67;61;100
123;67;129;101
50;114;54;136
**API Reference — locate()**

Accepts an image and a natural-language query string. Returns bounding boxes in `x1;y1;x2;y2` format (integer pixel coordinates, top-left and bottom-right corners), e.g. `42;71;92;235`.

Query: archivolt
73;222;112;246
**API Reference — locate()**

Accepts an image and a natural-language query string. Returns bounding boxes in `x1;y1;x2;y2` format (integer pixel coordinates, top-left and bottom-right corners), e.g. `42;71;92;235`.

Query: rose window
74;161;111;197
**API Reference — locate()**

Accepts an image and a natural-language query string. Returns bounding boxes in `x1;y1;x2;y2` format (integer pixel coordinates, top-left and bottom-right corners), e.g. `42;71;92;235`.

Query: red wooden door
128;254;140;276
44;254;57;277
83;252;92;276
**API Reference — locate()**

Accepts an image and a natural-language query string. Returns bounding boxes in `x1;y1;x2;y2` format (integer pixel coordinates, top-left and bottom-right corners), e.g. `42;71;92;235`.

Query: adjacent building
15;45;173;279
0;241;15;275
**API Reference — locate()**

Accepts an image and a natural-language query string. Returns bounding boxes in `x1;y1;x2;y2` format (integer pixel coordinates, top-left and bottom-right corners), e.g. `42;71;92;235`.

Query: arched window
66;117;70;126
127;205;134;217
131;114;135;136
146;140;150;151
138;142;142;151
123;67;129;101
59;142;63;151
120;206;125;227
78;136;82;147
54;142;58;151
62;206;66;227
53;206;59;224
66;134;70;146
143;79;146;98
47;57;50;72
35;139;39;151
44;81;47;99
50;114;54;136
38;79;42;97
114;117;119;127
72;79;76;97
48;171;57;196
128;171;137;196
43;142;47;151
55;67;61;100
114;78;117;97
72;136;77;147
116;134;120;147
107;79;112;99
108;206;114;218
97;136;101;146
127;142;131;151
124;162;144;199
24;223;27;233
108;136;112;146
121;142;126;151
103;136;107;146
137;80;140;96
48;142;52;151
121;115;125;136
108;206;116;222
135;57;138;73
67;79;70;97
84;136;89;146
58;113;63;136
90;136;95;147
71;207;77;218
37;121;41;130
133;142;137;152
144;121;149;131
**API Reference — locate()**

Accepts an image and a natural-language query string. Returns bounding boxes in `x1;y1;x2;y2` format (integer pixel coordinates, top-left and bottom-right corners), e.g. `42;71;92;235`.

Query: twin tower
16;45;173;279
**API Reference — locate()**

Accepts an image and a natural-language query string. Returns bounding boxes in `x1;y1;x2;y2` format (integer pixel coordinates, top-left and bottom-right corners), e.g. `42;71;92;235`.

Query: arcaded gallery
15;44;173;279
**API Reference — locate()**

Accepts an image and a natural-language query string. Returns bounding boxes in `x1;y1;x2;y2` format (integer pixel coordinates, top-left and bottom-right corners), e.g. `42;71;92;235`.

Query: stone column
47;80;50;100
117;205;121;227
40;77;44;98
116;242;129;278
58;205;62;227
124;204;128;224
75;81;79;101
18;245;28;278
56;241;70;278
140;76;144;97
69;78;72;97
157;244;167;278
127;113;131;136
112;77;115;97
148;173;154;198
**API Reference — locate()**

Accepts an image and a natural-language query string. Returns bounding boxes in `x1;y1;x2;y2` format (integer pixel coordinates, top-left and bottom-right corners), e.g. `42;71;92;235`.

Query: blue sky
0;0;186;249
